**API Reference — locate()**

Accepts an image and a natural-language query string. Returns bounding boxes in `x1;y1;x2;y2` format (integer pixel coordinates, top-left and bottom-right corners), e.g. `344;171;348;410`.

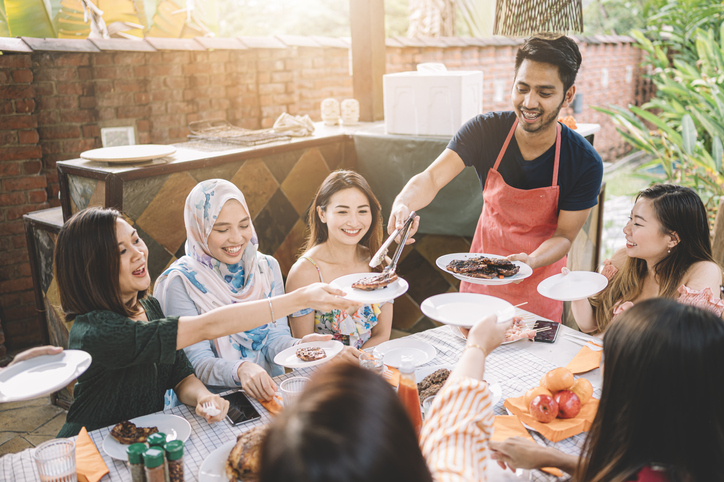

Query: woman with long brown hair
491;299;724;481
53;207;358;436
286;170;394;349
573;184;722;334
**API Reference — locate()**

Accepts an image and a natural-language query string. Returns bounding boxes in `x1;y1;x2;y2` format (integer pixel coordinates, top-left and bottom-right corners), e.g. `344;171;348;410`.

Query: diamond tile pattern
280;147;332;216
230;158;279;219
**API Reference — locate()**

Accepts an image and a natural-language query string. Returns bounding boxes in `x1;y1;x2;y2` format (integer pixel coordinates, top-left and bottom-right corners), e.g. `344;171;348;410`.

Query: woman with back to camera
572;184;723;334
286;170;396;350
53;207;358;437
154;179;341;403
259;315;514;482
492;299;724;481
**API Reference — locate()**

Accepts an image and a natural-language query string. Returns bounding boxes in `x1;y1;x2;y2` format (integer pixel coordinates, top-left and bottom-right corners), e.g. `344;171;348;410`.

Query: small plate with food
416;366;502;407
373;338;437;368
103;413;191;461
273;340;344;369
501;318;537;345
329;272;409;304
435;253;533;285
420;293;516;327
537;271;608;301
199;426;266;482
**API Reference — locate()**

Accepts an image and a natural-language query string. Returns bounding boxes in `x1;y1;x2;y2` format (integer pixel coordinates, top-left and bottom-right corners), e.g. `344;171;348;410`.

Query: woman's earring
668;248;671;254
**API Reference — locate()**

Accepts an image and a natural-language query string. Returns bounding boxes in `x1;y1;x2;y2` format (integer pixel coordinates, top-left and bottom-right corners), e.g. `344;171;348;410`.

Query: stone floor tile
24;435;54;447
0;404;64;432
0;433;16;446
29;413;67;437
0;436;33;456
0;396;49;412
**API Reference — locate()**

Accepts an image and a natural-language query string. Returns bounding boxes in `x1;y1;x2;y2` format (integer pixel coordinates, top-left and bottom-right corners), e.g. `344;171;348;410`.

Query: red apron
460;119;565;322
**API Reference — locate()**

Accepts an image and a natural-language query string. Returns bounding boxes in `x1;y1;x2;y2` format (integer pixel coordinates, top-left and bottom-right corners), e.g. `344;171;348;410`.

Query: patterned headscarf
154;179;275;360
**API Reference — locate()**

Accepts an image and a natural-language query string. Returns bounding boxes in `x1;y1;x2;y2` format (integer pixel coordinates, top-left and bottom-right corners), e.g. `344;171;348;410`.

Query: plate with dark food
420;293;516;327
436;253;533;285
103;414;190;461
273;340;344;369
415;365;502;408
329;272;409;304
199;426;267;482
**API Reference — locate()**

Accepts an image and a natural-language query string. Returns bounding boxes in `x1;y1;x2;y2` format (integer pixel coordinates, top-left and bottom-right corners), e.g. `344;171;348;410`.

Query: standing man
388;36;603;322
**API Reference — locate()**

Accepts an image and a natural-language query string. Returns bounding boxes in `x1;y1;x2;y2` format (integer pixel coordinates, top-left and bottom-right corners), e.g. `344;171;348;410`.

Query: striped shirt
420;376;494;482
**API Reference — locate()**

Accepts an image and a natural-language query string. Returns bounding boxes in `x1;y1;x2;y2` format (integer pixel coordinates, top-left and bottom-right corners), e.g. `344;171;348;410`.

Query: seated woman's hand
195;393;229;424
299;283;363;313
490;437;555;471
467;315;513;355
8;346;63;367
238;362;277;402
299;333;333;344
332;345;362;365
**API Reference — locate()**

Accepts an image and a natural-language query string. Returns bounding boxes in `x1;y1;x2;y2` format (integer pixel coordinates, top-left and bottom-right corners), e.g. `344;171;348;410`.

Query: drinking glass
34;439;77;482
359;352;384;374
279;376;311;407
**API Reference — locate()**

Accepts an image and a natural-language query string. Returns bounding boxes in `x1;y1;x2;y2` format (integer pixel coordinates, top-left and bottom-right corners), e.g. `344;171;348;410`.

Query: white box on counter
383;64;483;137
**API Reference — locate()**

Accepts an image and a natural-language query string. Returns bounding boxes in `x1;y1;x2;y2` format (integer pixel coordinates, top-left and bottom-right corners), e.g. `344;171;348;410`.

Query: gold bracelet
463;343;487;357
267;297;276;326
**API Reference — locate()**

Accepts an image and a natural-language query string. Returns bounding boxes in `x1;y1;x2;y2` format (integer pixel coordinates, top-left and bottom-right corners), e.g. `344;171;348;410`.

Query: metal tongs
369;211;416;276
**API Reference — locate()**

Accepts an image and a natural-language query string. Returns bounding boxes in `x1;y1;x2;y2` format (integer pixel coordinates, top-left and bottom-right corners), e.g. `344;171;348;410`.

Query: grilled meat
226;426;266;481
446;256;519;278
110;421;159;445
351;272;398;291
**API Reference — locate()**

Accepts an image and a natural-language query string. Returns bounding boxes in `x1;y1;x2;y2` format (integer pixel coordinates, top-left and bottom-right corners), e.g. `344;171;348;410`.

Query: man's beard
517;98;565;133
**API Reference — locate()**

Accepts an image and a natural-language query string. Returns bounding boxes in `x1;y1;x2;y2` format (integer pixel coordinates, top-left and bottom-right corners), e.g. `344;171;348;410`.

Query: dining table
0;307;602;482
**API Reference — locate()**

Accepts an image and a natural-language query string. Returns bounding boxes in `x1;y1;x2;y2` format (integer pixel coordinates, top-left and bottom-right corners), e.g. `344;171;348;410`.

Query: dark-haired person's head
260;364;433;482
578;299;724;482
512;36;581;134
54;207;149;322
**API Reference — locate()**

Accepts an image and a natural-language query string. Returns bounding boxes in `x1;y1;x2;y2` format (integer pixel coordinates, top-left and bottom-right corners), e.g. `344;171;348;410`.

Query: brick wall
0;34;644;351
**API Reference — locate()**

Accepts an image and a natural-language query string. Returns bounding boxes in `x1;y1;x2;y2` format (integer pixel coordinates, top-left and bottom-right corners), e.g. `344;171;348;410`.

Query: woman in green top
55;207;358;436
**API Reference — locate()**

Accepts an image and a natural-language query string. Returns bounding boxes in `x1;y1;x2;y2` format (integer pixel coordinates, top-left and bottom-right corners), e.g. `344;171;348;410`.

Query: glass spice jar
164;440;184;482
143;448;165;482
147;433;169;482
127;443;147;482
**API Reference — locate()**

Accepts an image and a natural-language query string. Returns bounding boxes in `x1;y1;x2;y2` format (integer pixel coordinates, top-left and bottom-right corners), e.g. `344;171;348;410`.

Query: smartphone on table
221;391;262;426
533;320;560;343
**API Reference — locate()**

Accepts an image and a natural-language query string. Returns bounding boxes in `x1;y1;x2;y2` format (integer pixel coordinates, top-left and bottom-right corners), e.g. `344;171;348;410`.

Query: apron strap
493;118;563;188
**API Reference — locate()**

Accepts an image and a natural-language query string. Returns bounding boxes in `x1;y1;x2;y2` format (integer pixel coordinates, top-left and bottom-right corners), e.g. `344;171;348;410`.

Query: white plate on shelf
537;271;608;301
103;414;191;461
436;253;533;285
273;340;344;369
421;293;515;327
0;349;91;403
329;272;409;304
81;145;176;163
373;338;436;368
199;440;236;481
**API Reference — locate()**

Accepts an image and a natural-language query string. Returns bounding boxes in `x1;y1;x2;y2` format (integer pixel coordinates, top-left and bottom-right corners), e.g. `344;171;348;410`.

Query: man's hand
238;362;277;401
508;252;535;268
387;203;420;245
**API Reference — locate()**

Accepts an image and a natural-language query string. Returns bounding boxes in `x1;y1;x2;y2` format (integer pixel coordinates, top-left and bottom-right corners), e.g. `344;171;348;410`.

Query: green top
57;297;195;437
127;443;147;464
143;448;165;468
147;432;167;448
164;440;184;461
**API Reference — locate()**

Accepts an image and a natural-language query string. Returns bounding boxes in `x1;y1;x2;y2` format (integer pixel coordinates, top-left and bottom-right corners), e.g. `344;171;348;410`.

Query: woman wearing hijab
155;179;340;402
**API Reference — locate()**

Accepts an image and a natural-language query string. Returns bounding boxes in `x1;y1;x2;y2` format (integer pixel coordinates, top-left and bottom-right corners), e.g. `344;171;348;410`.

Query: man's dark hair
514;36;582;93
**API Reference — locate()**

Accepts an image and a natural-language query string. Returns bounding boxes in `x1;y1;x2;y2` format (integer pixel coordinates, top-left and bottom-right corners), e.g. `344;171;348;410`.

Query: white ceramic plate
415;365;502;407
103;414;191;461
421;293;515;327
199;440;236;481
81;145;176;163
537;271;608;301
273;340;344;369
329;272;409;304
0;349;91;403
373;338;437;368
436;253;533;285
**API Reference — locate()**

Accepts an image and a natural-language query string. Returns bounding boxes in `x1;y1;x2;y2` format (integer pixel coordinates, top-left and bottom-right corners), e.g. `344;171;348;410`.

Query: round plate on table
80;145;176;164
103;414;191;461
273;340;344;369
373;338;437;368
537;271;608;301
0;349;91;403
421;292;516;327
415;365;503;407
435;253;533;285
329;272;409;304
199;440;236;481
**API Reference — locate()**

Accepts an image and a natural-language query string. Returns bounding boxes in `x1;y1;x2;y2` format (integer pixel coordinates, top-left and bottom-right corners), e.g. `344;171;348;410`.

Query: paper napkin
75;427;109;482
565;346;602;374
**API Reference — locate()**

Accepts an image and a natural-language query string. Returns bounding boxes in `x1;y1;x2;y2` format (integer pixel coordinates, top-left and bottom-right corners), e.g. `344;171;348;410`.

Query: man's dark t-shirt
447;111;603;211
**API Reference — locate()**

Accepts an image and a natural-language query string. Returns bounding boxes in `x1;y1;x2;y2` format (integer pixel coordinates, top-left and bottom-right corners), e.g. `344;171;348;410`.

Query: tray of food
435;253;533;285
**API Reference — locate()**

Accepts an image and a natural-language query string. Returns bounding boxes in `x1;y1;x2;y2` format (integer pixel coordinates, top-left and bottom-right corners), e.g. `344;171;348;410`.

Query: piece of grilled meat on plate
351;272;398;291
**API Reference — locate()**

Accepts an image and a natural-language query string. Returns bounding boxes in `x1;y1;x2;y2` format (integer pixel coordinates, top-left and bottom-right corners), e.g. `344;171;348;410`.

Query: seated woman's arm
360;302;393;349
420;316;513;482
173;374;229;423
681;261;723;296
285;258;321;338
490;438;579;475
572;248;628;333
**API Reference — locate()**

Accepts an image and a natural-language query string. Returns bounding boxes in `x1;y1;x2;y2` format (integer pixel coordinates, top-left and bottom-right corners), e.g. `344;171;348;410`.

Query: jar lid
164;440;184;460
126;443;147;464
143;448;164;468
147;433;167;447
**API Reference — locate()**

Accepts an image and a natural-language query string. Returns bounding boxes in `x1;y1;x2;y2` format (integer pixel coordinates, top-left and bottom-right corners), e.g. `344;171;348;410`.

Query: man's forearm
528;235;573;270
393;171;440;213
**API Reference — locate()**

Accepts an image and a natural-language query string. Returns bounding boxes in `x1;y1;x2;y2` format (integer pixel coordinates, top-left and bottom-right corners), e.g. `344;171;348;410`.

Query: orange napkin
565;346;602;374
75;427;109;482
260;394;283;415
492;416;564;477
504;395;599;442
